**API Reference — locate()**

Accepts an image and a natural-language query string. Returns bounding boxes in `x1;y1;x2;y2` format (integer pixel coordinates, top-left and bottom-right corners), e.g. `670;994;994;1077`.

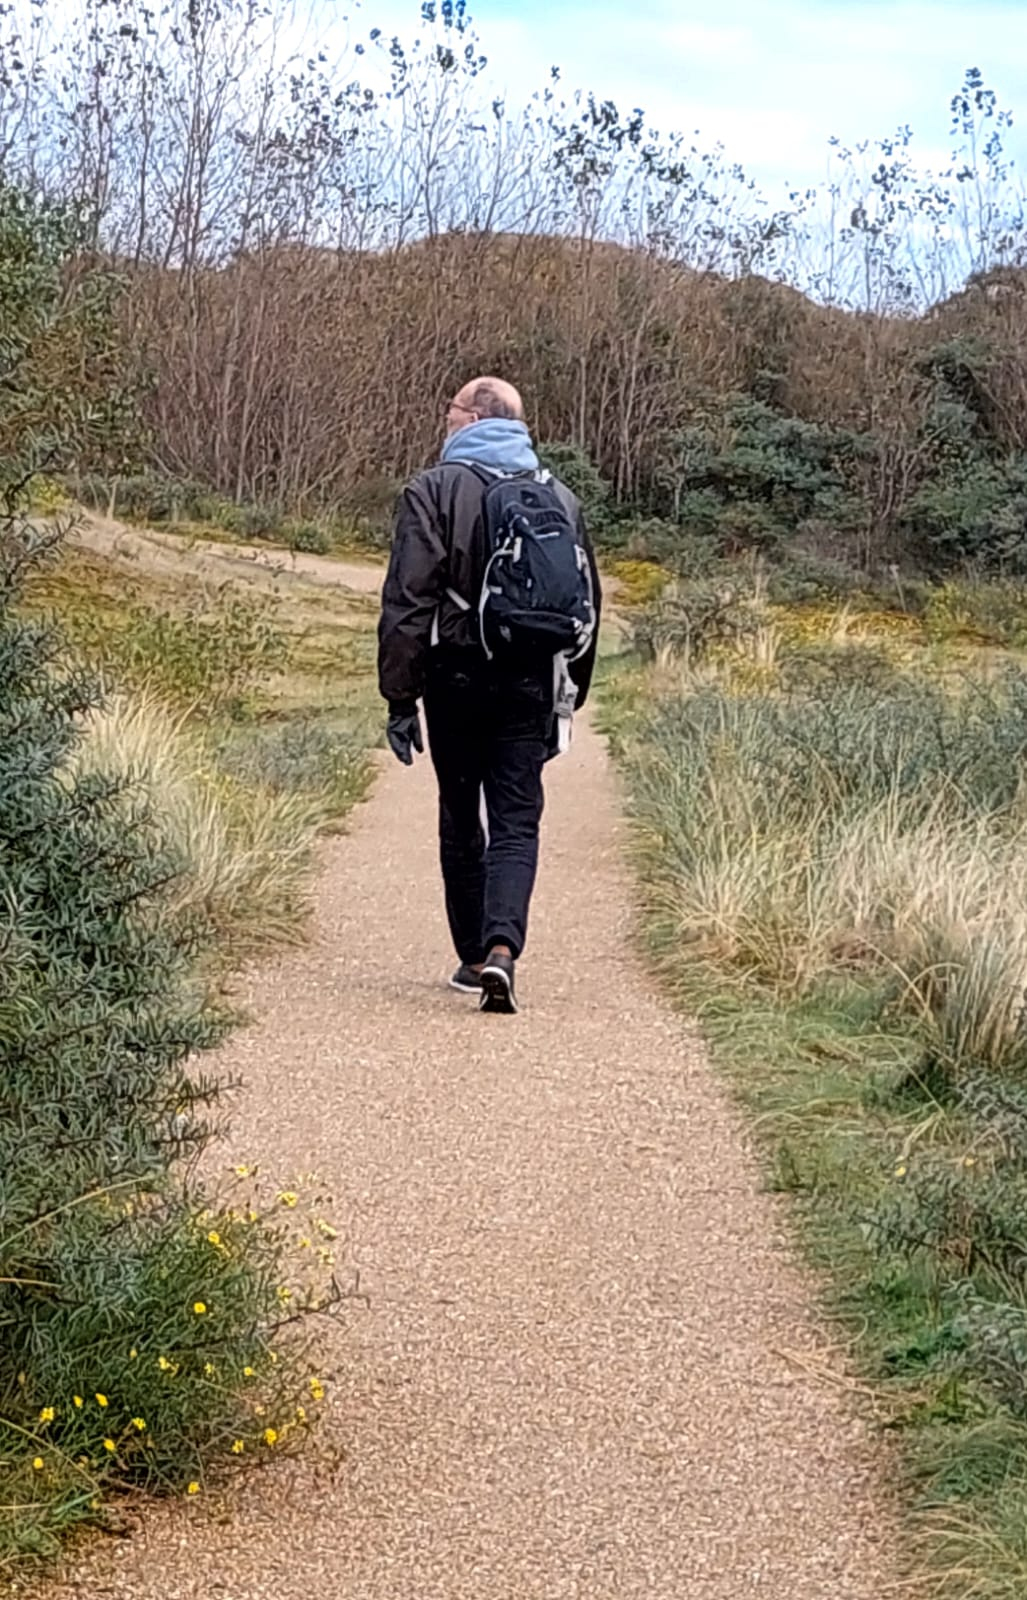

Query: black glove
386;702;424;766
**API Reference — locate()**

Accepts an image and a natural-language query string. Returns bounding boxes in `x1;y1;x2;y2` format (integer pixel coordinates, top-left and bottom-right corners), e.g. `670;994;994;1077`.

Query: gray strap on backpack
430;586;471;647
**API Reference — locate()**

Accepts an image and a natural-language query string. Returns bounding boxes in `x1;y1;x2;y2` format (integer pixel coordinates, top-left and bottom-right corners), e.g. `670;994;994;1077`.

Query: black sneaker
449;963;483;994
480;951;517;1015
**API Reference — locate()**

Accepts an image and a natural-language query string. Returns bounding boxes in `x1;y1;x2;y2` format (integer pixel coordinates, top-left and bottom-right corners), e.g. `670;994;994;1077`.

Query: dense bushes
51;266;1027;587
648;395;863;550
549;368;1027;581
0;530;337;1562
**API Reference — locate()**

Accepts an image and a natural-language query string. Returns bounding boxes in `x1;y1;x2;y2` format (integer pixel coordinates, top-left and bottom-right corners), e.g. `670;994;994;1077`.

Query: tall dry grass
625;658;1027;1082
69;693;331;956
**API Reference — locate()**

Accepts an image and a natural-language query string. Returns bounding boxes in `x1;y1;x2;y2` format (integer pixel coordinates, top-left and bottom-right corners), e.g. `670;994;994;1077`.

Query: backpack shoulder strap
429;462;493;641
450;460;549;488
450;460;498;489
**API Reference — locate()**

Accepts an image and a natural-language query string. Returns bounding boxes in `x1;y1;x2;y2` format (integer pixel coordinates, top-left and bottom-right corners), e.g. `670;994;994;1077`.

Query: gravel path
37;711;897;1599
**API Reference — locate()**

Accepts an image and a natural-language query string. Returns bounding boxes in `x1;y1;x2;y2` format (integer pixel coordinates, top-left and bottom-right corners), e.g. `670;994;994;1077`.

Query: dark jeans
423;661;551;964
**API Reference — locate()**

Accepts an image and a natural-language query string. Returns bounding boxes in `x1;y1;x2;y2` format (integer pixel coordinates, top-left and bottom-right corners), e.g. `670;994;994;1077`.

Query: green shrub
650;394;864;556
72;474;211;526
923;578;1027;650
27;476;70;516
537;441;614;539
2;1180;333;1560
0;528;330;1563
285;520;333;556
69;592;288;718
763;549;869;607
618;516;697;565
240;502;283;541
630;579;761;664
192;492;246;536
214;717;372;820
605;558;669;609
0;188;136;506
330;475;404;551
901;460;1027;575
69;472;109;511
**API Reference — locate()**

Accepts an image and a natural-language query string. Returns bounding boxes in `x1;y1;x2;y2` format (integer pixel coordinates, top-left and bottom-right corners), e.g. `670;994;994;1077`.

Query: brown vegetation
3;2;1025;571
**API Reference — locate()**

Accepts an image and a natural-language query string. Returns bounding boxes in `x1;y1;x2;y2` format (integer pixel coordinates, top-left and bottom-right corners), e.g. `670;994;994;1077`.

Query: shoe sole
449;977;482;994
480;965;518;1015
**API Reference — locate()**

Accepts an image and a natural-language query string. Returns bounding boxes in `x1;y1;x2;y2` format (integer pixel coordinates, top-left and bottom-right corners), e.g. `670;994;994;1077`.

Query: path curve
37;623;897;1598
69;511;386;598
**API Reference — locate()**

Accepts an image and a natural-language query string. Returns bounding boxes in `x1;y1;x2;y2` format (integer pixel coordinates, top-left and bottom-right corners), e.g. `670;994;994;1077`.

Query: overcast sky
318;0;1027;201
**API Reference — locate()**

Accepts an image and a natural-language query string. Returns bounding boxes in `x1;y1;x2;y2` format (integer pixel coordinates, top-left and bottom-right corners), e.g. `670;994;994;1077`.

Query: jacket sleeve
568;510;603;710
377;478;447;708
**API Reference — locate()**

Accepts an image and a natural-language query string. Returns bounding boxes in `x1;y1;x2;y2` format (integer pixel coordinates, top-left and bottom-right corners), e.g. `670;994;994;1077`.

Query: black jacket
377;460;602;711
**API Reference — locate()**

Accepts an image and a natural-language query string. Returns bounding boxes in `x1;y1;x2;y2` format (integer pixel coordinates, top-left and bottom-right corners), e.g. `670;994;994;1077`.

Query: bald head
446;375;525;437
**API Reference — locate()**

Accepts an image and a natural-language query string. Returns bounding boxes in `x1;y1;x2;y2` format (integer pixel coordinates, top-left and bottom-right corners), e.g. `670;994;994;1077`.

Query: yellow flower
32;1457;44;1471
295;1406;307;1424
96;1394;108;1408
129;1348;138;1361
248;1210;259;1224
230;1439;245;1455
277;1286;292;1304
158;1356;174;1372
299;1237;312;1249
103;1438;116;1454
243;1366;256;1379
204;1362;217;1379
187;1481;200;1496
964;1156;977;1168
269;1351;279;1366
73;1395;83;1409
309;1378;325;1402
234;1164;251;1178
277;1191;298;1209
132;1418;146;1433
207;1231;222;1248
894;1164;907;1178
263;1428;278;1447
193;1302;207;1316
38;1407;55;1425
315;1220;337;1240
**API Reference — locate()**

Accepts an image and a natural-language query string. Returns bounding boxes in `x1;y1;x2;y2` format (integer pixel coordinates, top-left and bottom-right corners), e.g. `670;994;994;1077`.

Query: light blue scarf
440;417;540;474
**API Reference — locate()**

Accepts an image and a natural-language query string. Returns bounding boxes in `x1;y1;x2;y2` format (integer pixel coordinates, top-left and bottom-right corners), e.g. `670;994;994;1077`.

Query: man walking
377;376;602;1014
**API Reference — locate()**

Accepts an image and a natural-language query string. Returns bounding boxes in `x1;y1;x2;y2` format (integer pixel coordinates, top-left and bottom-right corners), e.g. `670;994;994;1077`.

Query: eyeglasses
447;400;477;419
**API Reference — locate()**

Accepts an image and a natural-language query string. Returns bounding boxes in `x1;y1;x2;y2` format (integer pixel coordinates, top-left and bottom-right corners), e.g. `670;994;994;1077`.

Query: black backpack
464;468;596;663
